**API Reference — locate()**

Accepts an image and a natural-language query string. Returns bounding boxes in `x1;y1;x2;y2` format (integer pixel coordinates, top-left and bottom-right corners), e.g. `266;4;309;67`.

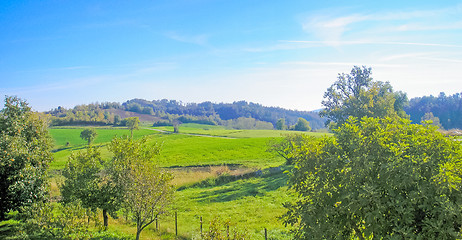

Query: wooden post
175;211;178;236
226;224;229;240
200;216;203;236
156;217;158;230
265;228;268;240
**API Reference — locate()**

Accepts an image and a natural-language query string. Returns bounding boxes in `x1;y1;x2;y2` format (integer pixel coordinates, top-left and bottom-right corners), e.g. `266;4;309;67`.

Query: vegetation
405;92;462;130
320;66;408;127
108;137;174;240
0;96;52;220
60;146;121;229
80;128;97;145
125;117;140;138
283;116;462;239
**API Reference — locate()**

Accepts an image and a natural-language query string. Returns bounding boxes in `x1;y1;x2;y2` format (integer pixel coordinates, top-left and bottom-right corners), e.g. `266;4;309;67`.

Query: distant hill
45;99;327;130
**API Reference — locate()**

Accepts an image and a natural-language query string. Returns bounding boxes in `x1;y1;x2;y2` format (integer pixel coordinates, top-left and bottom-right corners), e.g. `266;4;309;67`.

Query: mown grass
150;123;330;138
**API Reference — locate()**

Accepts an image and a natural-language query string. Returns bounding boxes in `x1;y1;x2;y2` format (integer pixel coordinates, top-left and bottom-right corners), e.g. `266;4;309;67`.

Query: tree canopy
80;128;97;145
107;136;173;240
60;146;121;229
0;96;52;220
283;117;462;239
320;66;408;127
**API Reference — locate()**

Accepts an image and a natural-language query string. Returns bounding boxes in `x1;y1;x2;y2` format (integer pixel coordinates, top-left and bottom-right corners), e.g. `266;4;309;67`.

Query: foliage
46;103;120;126
267;134;306;165
421;112;443;129
0;96;52;220
276;118;287;130
320;66;408;127
60;146;122;229
107;136;174;240
283;117;462;239
80;128;98;145
292;118;311;131
201;217;248;240
17;201;95;240
405;92;462;130
125;117;139;138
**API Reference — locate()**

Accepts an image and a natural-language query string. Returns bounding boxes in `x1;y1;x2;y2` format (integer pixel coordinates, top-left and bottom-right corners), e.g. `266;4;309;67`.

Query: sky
1;0;461;112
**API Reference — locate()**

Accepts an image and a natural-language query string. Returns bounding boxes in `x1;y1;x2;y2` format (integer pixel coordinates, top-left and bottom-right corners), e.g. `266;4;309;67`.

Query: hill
45;99;327;130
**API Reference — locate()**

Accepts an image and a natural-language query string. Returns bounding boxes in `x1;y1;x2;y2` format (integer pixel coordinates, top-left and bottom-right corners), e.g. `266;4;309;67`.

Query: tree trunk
103;209;108;230
136;228;142;240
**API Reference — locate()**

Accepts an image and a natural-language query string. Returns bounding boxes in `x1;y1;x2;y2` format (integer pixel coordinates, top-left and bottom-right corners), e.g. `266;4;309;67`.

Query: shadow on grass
191;170;289;203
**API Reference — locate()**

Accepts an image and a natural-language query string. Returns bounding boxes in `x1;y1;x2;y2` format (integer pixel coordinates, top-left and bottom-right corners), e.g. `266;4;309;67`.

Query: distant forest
46;99;326;130
405;92;462;130
45;92;462;130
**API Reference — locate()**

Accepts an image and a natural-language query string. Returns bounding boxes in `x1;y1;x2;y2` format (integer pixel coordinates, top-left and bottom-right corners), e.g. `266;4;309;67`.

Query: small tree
276;118;286;130
107;136;173;240
126;117;140;138
60;146;122;229
283;117;462;239
80;128;97;145
421;112;443;129
293;118;311;131
0;96;52;220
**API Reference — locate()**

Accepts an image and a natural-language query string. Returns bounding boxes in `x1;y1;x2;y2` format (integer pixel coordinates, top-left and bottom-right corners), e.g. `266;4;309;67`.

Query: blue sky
1;0;461;111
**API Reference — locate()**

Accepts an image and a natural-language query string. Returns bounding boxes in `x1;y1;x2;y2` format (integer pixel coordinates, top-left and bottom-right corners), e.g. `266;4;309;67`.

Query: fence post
175;211;178;236
200;216;203;236
156;217;158;230
227;224;229;240
265;228;268;240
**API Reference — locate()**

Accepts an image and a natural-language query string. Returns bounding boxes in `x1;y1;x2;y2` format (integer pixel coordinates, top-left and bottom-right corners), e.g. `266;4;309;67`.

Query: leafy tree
0;96;52;220
107;136;173;240
421;112;443;129
60;147;121;229
267;134;305;165
276;118;286;130
293;118;311;131
320;66;408;127
126;117;140;138
80;128;97;145
283;117;462;239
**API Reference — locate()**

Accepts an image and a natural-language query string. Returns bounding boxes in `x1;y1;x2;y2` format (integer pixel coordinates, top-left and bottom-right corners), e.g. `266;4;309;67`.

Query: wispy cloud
164;31;209;46
300;4;462;46
280;40;462;48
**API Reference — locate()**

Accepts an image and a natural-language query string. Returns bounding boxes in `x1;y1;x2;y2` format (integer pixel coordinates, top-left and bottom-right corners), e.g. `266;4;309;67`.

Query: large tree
283;117;462;239
108;136;174;240
320;66;408;127
0;96;52;220
60;146;121;229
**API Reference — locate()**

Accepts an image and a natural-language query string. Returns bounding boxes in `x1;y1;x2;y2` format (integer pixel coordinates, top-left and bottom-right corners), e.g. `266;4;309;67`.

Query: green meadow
47;124;321;239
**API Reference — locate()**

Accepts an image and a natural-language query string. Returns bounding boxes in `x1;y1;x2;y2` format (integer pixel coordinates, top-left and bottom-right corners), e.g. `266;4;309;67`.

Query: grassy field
150;123;329;138
46;124;311;239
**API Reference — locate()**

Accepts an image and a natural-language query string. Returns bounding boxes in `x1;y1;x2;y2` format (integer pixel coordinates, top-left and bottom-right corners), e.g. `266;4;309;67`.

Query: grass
44;124;308;239
150;123;330;138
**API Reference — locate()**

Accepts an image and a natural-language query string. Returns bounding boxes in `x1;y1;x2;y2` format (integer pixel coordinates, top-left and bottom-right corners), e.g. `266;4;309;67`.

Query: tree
283;117;462;239
276;118;286;130
421;112;443;129
60;146;121;229
0;96;52;220
293;118;311;131
107;136;174;240
267;134;305;165
320;66;408;127
126;117;140;138
80;128;97;145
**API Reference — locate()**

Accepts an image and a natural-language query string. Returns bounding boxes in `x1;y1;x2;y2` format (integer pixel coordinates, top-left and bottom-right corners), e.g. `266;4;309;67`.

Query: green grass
150;123;330;138
154;134;282;168
157;169;294;239
45;124;311;239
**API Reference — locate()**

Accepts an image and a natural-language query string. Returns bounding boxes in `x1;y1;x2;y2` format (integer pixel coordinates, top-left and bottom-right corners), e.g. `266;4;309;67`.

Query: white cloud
164;31;209;45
